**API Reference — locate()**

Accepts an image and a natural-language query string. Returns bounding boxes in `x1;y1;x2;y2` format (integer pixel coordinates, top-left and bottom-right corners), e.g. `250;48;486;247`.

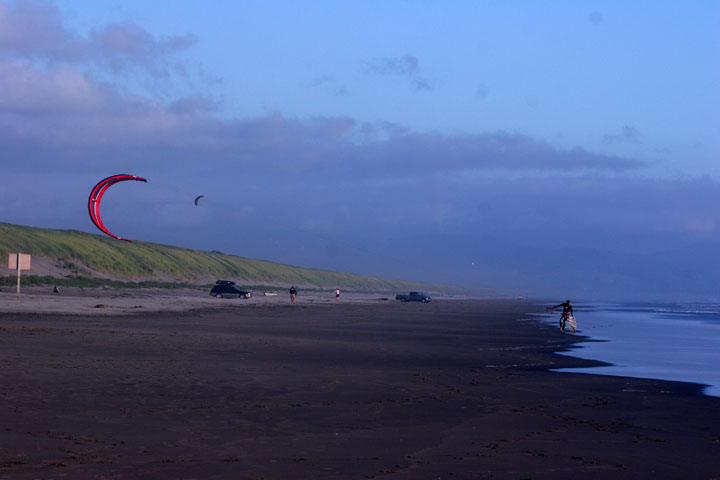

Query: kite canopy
194;195;204;206
88;174;147;241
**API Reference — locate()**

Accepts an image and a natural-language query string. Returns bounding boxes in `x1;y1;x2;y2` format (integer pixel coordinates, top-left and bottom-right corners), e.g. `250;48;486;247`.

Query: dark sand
1;300;718;479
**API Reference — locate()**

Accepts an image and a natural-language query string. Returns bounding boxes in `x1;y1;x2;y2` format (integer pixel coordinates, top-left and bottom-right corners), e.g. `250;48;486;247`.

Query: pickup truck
395;292;432;303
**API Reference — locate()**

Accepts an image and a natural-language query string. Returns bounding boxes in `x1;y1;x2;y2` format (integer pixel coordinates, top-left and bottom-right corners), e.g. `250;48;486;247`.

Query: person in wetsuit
551;300;574;332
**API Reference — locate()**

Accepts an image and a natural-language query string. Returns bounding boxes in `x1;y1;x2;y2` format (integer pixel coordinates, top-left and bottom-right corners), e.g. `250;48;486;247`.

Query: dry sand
0;290;718;479
0;287;391;315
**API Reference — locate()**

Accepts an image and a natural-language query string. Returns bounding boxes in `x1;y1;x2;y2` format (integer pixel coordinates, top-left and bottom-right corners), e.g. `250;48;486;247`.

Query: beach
1;292;719;479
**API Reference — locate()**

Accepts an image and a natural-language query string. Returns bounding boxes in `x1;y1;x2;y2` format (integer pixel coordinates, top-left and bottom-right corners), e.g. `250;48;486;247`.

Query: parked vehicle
210;280;252;299
395;291;431;303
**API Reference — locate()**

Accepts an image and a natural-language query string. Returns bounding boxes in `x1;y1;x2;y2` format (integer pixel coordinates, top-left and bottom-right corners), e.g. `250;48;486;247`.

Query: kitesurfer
289;285;297;304
551;300;574;332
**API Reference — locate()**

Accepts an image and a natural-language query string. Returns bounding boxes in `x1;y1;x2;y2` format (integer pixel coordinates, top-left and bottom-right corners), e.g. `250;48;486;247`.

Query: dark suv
210;280;252;299
395;292;432;303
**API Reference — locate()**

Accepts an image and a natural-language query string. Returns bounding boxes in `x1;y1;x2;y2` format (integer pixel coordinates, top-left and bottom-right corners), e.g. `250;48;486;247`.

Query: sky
1;0;719;300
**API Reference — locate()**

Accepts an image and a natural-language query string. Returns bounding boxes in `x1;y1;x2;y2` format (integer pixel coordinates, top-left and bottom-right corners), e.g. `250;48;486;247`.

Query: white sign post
8;253;31;300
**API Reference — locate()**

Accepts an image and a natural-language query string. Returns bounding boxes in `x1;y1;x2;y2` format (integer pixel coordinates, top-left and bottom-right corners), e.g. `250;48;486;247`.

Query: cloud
0;0;85;60
363;54;432;91
0;62;643;178
168;95;218;115
4;7;636;181
0;0;198;79
602;125;640;144
309;75;349;96
0;60;111;112
89;22;197;76
364;55;419;76
410;77;432;91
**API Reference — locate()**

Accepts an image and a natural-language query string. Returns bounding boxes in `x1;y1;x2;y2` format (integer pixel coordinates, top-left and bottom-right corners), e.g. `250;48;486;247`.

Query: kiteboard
566;316;577;333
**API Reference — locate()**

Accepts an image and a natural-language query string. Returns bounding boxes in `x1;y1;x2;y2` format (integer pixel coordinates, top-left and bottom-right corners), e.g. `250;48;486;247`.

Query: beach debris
93;304;110;308
263;292;278;296
88;174;147;241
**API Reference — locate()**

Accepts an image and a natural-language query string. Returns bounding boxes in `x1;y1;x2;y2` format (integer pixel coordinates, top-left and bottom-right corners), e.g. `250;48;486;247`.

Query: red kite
88;174;147;241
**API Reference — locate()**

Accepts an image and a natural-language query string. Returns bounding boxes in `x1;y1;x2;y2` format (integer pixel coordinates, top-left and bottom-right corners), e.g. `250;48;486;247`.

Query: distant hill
0;222;493;295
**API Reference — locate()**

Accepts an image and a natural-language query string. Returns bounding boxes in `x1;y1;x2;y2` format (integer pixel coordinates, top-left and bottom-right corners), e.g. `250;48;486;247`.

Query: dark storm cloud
602;125;640;145
363;54;432;91
0;0;197;76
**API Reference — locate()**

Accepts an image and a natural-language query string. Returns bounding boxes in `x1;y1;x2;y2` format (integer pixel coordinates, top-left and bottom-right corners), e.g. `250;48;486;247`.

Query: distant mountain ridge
0;222;492;295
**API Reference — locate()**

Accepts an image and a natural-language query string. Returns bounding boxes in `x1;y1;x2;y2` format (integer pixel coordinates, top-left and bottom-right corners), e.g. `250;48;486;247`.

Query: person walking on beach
335;288;340;300
289;285;297;304
551;300;574;332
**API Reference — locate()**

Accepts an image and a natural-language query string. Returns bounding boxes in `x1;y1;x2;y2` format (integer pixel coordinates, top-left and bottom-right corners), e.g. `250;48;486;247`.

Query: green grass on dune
0;222;445;292
0;274;202;290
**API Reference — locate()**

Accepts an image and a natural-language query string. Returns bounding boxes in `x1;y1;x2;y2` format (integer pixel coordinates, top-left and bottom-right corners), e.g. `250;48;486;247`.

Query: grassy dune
0;222;453;292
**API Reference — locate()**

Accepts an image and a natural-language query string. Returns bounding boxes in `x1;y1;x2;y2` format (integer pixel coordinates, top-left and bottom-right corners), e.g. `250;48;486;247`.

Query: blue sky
1;0;719;298
56;0;718;176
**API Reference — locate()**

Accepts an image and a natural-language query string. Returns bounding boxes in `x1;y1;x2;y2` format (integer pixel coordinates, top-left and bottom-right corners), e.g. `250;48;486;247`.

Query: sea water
538;303;720;397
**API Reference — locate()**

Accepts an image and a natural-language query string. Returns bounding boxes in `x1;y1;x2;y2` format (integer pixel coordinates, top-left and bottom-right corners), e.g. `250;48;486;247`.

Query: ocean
538;303;720;397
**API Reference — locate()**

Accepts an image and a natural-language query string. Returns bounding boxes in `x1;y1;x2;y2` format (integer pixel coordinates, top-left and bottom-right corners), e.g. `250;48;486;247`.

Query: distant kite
88;174;147;241
194;195;204;206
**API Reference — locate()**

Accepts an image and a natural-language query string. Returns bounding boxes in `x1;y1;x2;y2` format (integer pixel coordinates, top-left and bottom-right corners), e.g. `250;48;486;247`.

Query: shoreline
533;304;720;399
1;298;718;478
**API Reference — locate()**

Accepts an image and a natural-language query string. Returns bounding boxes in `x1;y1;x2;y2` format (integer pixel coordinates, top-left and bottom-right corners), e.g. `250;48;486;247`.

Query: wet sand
0;297;718;479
